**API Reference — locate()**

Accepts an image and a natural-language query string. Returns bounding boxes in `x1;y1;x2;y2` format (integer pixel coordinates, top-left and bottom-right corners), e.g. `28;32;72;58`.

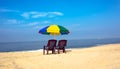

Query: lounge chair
56;40;67;54
43;39;57;55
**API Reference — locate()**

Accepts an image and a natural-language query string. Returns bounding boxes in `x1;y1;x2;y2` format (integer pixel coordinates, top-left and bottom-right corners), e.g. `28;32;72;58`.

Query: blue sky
0;0;120;42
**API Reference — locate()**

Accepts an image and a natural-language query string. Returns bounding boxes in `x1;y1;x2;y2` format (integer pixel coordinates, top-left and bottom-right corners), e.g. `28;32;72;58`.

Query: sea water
0;38;120;52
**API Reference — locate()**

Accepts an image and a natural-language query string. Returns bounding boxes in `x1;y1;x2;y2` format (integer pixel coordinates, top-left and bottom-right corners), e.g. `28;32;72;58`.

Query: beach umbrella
39;24;70;36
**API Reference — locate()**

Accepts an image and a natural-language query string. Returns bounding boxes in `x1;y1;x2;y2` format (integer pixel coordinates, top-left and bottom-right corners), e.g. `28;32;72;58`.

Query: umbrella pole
54;36;55;40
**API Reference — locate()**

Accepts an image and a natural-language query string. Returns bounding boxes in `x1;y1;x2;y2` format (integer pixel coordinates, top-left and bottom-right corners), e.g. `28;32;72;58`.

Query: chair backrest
58;40;67;47
47;39;57;47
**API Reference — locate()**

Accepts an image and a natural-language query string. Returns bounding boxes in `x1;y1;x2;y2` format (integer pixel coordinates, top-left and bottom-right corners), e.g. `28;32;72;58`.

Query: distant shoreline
1;38;120;43
0;38;120;52
0;43;119;53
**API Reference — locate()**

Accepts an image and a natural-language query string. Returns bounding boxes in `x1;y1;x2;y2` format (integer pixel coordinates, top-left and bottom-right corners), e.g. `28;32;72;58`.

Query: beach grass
0;44;120;69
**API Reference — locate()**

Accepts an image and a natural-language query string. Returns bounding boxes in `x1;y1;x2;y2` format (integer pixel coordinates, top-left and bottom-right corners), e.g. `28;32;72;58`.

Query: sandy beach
0;44;120;69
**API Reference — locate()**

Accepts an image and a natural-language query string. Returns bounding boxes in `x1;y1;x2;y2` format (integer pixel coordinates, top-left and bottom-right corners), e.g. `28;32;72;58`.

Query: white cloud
42;21;51;24
27;21;50;26
21;12;47;19
49;12;63;16
2;19;24;24
32;13;47;18
0;8;19;13
27;22;39;26
25;21;51;29
0;8;64;20
6;19;22;24
21;11;63;19
21;13;30;19
47;12;63;18
34;26;45;29
29;11;39;14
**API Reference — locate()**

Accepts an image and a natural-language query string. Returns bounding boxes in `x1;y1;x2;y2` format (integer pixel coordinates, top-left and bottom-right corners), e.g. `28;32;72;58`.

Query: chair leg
58;49;60;54
52;49;54;54
63;47;66;53
43;49;45;55
47;49;49;54
43;46;45;55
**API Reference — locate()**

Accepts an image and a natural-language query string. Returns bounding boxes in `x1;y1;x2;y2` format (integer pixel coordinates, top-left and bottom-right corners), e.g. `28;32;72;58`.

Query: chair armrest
44;45;49;49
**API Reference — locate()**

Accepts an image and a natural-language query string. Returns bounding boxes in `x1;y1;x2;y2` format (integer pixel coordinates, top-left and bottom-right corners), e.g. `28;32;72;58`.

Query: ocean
0;38;120;52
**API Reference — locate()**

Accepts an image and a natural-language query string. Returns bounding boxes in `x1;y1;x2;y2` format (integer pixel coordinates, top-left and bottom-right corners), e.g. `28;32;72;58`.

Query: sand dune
0;44;120;69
